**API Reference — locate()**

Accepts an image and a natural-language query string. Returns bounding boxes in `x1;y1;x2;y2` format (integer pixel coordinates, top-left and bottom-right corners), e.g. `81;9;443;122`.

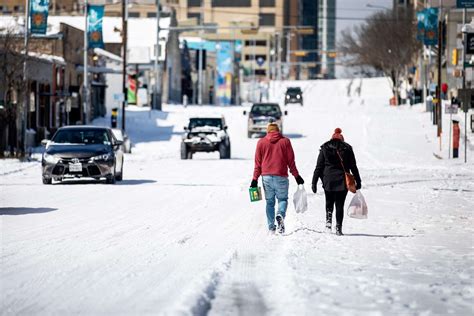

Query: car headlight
296;95;301;99
43;153;60;164
286;95;290;99
90;153;113;161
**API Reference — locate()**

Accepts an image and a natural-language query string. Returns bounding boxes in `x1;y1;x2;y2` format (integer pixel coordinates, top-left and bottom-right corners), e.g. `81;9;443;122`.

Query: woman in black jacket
311;128;361;236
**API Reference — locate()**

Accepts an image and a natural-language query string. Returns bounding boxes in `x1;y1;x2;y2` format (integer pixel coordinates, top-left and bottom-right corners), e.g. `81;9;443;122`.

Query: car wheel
106;174;116;184
187;151;193;159
106;166;116;184
116;171;123;181
42;177;52;185
219;142;230;159
226;143;231;159
116;157;123;181
181;142;188;160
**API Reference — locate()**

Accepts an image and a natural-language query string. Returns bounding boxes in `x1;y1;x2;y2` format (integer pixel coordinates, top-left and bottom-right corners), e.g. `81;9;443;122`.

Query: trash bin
151;93;162;111
25;129;36;149
453;120;460;158
426;96;433;112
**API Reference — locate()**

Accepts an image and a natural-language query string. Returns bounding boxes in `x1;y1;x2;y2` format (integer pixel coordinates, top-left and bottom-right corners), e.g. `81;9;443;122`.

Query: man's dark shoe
335;226;343;236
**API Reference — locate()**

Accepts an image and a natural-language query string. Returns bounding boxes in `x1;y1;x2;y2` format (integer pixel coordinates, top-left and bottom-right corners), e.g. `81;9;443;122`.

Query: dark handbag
336;150;357;193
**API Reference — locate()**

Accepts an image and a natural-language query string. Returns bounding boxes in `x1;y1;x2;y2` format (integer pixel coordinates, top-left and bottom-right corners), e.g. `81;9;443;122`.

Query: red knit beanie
332;128;344;141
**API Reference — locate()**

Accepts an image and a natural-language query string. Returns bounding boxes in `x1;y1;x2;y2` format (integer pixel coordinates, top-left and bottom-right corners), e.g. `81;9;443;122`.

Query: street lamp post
121;0;128;130
153;0;161;111
83;0;89;125
462;10;470;164
22;0;30;155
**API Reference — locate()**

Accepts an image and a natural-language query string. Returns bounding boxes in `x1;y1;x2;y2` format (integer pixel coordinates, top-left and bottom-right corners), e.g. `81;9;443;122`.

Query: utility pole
197;0;204;105
153;0;161;111
22;0;30;155
121;0;128;130
436;3;443;149
462;8;468;163
276;32;281;80
83;0;89;125
286;31;291;80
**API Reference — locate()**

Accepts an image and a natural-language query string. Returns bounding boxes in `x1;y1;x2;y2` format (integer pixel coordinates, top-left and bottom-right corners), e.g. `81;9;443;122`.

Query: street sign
113;93;125;102
457;0;474;9
66;98;72;113
256;57;265;67
458;88;474;112
445;102;459;114
467;33;474;54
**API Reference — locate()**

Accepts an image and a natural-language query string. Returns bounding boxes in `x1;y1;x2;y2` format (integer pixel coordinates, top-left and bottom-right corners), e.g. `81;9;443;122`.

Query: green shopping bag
249;187;262;202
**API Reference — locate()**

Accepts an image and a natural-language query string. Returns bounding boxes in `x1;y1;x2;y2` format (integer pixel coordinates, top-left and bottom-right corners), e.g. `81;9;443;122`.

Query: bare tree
0;25;40;157
339;8;419;101
0;25;26;157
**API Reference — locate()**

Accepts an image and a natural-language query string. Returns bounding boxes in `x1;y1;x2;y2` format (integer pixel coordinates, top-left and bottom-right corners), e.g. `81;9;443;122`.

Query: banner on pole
30;0;50;35
416;10;426;42
216;41;233;106
128;75;137;105
423;8;438;46
87;5;104;49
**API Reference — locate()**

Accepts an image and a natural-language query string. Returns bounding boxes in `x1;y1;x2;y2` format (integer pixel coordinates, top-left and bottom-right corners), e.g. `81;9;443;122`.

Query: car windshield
189;118;222;129
286;88;302;94
52;129;111;145
251;104;282;116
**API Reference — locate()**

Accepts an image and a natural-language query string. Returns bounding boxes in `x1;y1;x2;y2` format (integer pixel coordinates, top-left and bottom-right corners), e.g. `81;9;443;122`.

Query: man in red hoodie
250;123;304;233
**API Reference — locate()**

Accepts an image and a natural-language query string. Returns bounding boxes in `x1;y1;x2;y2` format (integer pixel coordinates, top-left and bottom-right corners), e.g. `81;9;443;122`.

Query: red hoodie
253;132;300;180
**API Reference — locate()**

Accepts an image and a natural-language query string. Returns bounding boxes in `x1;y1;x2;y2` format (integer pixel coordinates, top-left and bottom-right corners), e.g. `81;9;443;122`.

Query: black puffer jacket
312;139;361;192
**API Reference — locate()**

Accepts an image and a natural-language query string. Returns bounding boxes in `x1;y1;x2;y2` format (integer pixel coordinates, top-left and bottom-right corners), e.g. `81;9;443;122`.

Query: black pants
324;190;348;227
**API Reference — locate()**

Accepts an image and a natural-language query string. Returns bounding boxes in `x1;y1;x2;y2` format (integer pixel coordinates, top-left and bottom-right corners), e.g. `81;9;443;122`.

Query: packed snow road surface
1;78;473;315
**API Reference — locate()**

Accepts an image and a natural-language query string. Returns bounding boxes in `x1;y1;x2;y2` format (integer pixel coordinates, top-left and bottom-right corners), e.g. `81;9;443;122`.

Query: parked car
181;116;231;159
112;128;132;153
41;126;124;184
284;87;303;106
244;103;287;138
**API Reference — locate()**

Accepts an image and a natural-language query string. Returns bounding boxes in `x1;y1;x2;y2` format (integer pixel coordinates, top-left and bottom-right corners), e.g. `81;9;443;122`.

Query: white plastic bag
293;185;308;213
347;191;368;219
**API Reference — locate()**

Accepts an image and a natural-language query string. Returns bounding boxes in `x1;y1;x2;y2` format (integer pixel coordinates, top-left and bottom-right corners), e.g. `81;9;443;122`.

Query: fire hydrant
453;120;460;158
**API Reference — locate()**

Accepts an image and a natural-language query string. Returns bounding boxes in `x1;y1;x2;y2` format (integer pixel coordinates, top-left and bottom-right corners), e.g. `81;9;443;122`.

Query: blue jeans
262;175;289;230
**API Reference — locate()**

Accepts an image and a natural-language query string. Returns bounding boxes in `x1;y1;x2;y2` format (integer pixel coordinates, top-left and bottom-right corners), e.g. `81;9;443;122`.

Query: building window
14;5;24;12
188;0;202;7
128;12;140;18
245;54;266;61
187;12;201;24
245;40;267;46
259;0;275;7
255;69;266;76
259;13;275;26
147;12;157;17
212;0;251;7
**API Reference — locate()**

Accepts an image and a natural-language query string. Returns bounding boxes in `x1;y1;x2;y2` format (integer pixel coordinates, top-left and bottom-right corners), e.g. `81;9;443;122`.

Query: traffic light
452;48;458;66
293;51;307;57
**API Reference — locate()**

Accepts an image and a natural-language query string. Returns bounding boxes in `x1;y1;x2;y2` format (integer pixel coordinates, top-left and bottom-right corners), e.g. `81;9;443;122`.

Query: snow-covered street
1;78;473;315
